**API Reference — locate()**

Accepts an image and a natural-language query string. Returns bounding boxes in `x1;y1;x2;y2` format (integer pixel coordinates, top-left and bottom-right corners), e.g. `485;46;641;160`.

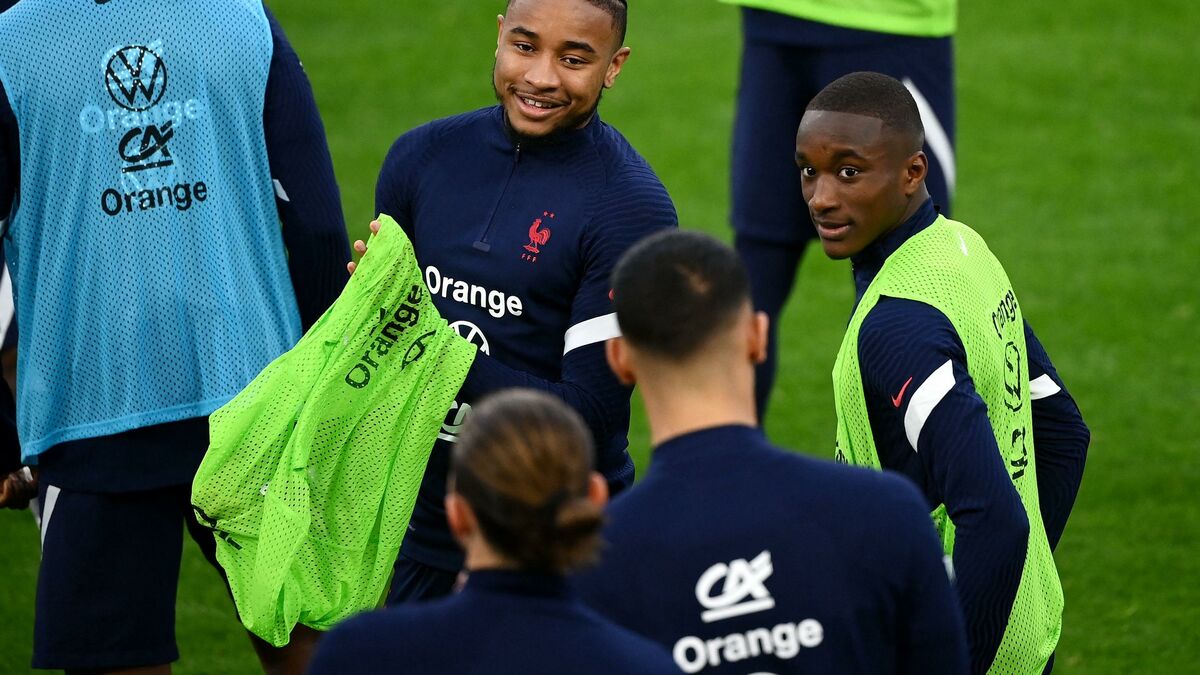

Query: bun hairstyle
451;389;605;574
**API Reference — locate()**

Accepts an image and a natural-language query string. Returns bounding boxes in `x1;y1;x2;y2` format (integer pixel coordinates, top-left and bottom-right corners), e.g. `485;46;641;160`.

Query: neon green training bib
721;0;956;37
192;215;476;646
832;217;1062;674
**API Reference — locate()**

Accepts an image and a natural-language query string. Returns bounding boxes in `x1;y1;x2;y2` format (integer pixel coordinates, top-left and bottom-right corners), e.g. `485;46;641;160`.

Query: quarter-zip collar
851;197;939;303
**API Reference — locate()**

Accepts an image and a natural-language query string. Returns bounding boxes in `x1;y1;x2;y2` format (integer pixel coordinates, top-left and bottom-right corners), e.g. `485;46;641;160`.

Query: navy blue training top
0;6;350;490
574;424;969;675
309;569;680;675
851;199;1090;674
375;105;678;571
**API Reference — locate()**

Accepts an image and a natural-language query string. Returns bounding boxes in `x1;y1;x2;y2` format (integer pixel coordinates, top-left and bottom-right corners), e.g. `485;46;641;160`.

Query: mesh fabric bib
833;217;1062;674
192;216;476;646
0;0;299;459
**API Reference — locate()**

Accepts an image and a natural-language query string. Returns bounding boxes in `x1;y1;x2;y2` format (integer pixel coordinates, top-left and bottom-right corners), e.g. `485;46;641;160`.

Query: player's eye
838;167;861;179
562;56;587;66
800;166;816;178
514;42;535;53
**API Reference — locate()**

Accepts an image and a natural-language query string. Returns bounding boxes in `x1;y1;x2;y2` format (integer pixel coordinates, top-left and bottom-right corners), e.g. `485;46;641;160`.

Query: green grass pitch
1;0;1197;672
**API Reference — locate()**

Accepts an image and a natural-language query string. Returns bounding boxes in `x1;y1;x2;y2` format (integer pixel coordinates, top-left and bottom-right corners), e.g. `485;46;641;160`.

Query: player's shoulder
858;296;962;378
384;106;497;166
572;606;680;673
314;596;462;667
587;117;668;189
767;444;930;519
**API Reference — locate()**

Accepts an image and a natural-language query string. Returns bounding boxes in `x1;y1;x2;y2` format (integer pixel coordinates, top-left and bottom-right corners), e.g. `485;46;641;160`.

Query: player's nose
808;176;838;212
523;54;561;90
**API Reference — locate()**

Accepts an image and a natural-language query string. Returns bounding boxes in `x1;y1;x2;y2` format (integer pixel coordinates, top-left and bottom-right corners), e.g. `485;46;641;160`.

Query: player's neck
462;539;519;572
638;361;759;447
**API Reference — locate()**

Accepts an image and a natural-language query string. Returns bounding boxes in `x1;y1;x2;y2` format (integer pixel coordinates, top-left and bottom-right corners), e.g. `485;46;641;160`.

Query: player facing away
723;0;957;418
359;0;677;604
796;72;1090;674
574;230;969;675
0;0;350;672
309;389;679;675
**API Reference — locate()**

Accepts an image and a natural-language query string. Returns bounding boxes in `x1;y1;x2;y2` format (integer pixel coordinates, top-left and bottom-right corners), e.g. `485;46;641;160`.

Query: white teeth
521;97;555;109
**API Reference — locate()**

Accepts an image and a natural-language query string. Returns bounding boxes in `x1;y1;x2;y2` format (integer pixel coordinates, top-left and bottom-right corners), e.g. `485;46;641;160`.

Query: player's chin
817;237;855;260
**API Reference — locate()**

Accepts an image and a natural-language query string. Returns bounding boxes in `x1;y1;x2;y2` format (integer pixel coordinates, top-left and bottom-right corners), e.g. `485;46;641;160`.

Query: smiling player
797;72;1090;674
365;0;677;604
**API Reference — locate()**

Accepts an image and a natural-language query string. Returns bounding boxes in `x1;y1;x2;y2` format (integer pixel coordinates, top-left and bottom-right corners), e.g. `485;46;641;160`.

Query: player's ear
606;337;636;386
904;150;929;196
604;47;631;89
496;14;505;56
749;310;769;365
445;492;477;541
586;472;609;509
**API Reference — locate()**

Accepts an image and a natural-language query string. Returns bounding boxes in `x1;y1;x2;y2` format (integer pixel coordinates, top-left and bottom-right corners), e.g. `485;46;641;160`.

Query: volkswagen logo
450;320;490;355
105;45;168;112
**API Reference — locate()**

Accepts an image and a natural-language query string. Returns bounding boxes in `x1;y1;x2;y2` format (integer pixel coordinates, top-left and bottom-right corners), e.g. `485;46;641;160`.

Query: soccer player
0;1;350;672
361;0;678;604
574;229;969;674
723;0;957;416
309;389;679;675
796;72;1090;673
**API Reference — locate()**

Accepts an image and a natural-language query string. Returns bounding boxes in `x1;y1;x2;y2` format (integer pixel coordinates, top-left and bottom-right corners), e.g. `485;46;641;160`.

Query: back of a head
611;229;750;360
806;71;925;151
452;389;603;574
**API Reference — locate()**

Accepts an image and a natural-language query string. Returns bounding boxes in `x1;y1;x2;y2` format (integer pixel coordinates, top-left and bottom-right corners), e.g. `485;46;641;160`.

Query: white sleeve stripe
273;179;291;203
903;359;956;452
40;485;62;550
563;313;620;355
0;265;13;343
1029;374;1062;400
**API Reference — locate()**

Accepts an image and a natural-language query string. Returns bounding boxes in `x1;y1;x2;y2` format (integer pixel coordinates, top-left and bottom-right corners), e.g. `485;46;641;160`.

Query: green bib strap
192;215;476;646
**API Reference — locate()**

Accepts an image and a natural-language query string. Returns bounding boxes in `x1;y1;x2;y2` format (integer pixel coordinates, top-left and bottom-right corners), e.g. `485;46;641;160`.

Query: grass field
1;0;1197;672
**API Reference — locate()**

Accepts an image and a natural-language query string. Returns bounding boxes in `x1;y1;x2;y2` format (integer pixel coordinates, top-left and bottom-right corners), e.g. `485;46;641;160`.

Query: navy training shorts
33;480;222;670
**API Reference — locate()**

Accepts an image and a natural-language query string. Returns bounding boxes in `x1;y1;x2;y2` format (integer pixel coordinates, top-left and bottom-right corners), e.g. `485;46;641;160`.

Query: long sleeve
860;298;1029;675
1025;320;1090;550
262;7;350;330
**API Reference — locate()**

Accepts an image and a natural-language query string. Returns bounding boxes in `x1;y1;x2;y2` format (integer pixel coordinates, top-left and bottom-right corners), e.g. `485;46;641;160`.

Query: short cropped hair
611;230;750;359
807;71;924;151
506;0;628;46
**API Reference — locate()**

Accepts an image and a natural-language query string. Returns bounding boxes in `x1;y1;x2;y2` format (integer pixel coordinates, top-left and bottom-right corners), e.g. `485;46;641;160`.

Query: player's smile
513;91;567;120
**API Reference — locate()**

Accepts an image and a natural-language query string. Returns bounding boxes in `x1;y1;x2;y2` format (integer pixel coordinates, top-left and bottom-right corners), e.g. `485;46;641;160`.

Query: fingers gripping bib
191;216;476;645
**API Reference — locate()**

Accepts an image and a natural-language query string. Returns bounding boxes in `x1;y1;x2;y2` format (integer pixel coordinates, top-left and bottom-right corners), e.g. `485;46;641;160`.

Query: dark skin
795;110;930;260
494;0;629;139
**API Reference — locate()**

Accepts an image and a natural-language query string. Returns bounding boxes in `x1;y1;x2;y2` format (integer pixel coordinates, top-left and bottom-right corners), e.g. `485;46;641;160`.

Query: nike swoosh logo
892;376;915;408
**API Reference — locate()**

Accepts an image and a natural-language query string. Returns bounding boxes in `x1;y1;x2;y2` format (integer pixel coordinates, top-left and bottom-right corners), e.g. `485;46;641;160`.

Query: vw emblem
105;45;168;112
450;320;489;355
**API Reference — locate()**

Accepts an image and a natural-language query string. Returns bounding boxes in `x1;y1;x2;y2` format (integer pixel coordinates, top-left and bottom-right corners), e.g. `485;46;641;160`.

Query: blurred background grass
1;0;1197;671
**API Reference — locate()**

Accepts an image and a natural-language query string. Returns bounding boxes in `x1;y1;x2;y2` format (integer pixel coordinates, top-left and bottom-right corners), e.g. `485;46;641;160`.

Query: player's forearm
1032;394;1090;550
920;397;1030;675
1024;321;1090;550
953;516;1029;675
